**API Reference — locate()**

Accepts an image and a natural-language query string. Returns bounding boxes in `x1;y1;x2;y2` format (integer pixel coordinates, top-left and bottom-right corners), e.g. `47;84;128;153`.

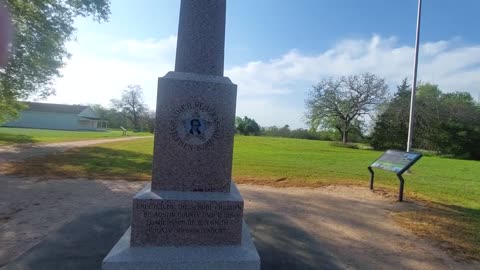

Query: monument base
131;183;244;246
102;223;260;270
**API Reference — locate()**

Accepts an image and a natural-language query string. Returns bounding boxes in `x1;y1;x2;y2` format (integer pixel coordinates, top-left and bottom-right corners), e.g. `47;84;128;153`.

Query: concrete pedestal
103;223;260;270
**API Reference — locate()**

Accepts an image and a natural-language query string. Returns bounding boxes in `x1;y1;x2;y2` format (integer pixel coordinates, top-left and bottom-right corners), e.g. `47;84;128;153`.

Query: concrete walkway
1;177;478;270
0;136;152;162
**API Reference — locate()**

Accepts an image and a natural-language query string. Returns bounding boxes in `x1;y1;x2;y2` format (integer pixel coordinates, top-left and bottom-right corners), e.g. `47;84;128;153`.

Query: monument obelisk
103;0;260;269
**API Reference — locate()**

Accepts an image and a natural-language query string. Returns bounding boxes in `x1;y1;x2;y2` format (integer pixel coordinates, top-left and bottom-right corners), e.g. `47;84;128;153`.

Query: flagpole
406;0;422;152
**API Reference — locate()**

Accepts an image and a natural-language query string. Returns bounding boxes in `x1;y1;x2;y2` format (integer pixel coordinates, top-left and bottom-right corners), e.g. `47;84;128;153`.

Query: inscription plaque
131;199;243;246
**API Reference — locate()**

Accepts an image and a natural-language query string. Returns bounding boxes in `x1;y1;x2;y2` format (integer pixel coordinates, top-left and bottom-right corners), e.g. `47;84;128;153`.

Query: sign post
368;150;422;201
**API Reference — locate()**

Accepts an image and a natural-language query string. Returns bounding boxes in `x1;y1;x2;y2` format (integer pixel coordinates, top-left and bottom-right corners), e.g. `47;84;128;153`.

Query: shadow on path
245;212;343;270
2;208;131;270
3;183;478;270
3;208;342;270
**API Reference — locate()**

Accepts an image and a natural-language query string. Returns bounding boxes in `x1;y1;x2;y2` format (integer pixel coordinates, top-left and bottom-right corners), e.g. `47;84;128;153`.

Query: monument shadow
2;208;132;270
3;206;345;270
244;211;342;270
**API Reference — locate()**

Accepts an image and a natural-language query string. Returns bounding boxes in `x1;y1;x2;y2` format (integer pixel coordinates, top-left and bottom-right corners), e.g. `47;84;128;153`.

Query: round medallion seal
169;101;220;150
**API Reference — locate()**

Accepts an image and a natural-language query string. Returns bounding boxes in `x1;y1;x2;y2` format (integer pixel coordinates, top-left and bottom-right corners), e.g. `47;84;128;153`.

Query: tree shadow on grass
4;147;153;181
0;133;37;145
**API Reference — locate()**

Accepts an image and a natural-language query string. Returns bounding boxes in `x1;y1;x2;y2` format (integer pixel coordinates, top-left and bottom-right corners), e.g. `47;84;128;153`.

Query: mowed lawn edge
2;135;479;260
0;127;152;146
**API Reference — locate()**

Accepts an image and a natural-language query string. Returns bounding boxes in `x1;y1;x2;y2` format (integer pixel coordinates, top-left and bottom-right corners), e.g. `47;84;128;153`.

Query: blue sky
48;0;480;128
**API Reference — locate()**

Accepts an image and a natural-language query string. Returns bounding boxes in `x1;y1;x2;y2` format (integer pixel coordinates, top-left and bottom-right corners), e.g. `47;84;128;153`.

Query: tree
235;116;260;136
370;78;411;150
414;84;443;150
306;73;388;144
371;83;480;159
277;124;291;137
90;104;124;129
0;0;111;122
111;85;148;131
434;92;480;159
262;125;326;140
142;110;156;133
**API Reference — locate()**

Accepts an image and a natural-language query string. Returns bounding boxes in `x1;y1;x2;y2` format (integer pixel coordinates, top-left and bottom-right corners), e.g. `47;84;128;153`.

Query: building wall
3;111;94;130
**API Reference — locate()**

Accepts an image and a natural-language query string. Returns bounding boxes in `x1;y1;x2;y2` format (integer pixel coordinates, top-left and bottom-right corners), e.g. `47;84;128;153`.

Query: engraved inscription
133;201;243;241
169;101;221;150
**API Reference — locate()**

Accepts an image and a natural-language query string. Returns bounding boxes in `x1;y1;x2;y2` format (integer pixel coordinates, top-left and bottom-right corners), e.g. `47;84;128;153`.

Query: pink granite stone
131;183;243;247
104;0;260;268
151;72;237;193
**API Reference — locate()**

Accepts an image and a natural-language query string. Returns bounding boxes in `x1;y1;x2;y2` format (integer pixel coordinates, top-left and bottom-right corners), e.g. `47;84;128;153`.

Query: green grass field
3;135;479;259
233;136;480;210
8;135;478;209
0;127;152;145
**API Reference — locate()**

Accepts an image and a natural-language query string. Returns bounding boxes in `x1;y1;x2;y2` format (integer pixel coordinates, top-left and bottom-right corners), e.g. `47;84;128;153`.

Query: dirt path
0;176;478;269
0;136;152;162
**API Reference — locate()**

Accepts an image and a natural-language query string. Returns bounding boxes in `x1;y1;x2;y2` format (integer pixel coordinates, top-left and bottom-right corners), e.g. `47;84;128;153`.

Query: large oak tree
0;0;110;123
306;73;388;144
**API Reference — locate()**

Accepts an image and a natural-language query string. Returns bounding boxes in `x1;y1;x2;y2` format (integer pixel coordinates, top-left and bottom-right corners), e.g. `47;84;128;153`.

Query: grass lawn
0;127;152;145
2;135;479;260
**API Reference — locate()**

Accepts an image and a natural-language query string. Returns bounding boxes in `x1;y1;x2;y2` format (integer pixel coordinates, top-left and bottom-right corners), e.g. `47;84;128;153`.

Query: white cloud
111;36;177;61
49;36;177;109
226;35;480;127
228;35;480;97
49;34;480;129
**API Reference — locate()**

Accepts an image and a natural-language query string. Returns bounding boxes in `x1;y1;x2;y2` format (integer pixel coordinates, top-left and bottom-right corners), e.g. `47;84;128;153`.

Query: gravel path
0;176;478;269
0;136;152;162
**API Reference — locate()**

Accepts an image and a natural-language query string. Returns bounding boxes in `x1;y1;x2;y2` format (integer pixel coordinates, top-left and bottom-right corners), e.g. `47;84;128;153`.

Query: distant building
2;102;108;131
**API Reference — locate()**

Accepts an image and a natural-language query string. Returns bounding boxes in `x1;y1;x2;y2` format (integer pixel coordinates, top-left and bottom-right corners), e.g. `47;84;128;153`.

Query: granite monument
102;0;260;269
